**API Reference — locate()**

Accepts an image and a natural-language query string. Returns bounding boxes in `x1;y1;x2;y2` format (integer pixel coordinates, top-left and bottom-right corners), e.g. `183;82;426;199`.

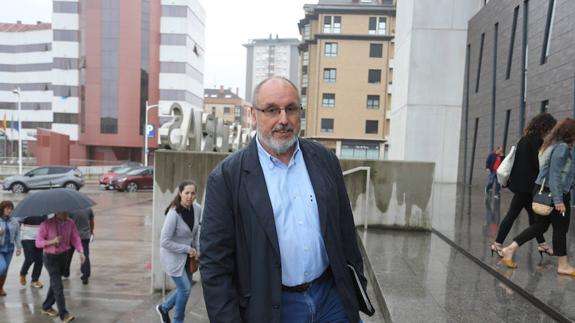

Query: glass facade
100;0;120;134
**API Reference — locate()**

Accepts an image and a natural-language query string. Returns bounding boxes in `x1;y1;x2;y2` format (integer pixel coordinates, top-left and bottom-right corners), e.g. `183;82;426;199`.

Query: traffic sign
146;124;155;138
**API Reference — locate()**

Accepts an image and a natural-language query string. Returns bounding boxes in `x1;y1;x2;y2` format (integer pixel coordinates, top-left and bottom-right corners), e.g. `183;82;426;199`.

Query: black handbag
532;179;554;216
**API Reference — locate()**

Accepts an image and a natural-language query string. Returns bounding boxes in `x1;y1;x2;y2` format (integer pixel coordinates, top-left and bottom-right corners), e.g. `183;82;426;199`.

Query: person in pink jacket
36;212;85;323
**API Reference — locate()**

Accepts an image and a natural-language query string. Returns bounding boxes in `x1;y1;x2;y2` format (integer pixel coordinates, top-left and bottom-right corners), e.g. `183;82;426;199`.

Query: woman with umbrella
12;188;94;323
19;214;48;289
0;200;22;296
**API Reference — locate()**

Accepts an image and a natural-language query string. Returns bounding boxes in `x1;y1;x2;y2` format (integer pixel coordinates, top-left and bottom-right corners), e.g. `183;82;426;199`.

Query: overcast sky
0;0;310;98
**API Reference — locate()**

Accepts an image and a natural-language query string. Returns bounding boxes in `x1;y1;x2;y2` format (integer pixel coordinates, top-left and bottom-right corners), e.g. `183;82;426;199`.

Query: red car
111;167;154;192
99;166;134;189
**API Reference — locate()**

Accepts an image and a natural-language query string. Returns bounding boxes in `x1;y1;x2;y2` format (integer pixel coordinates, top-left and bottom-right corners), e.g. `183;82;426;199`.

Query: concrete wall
151;150;435;290
389;0;482;183
341;159;435;230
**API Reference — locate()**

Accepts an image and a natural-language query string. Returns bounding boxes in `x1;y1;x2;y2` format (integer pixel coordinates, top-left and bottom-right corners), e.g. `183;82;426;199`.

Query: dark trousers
64;240;90;279
20;240;44;282
43;253;69;319
496;192;545;244
514;193;571;256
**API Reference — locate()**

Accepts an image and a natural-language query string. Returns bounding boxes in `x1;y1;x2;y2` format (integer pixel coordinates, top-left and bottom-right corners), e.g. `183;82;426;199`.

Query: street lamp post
12;87;22;174
144;101;159;167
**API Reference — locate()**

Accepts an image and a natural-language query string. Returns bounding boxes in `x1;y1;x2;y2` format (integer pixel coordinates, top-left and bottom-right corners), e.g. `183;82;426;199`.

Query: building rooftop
244;35;300;47
204;87;242;100
0;22;51;32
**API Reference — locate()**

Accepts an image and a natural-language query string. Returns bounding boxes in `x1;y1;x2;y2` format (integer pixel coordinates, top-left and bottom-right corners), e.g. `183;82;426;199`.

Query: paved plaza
0;184;573;322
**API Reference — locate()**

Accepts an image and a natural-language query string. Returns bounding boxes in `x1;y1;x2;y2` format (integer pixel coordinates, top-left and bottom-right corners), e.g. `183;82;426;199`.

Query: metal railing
342;166;371;230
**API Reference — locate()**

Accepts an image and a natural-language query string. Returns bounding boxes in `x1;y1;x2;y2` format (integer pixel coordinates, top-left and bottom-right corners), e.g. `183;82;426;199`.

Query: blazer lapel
300;140;328;237
243;141;281;258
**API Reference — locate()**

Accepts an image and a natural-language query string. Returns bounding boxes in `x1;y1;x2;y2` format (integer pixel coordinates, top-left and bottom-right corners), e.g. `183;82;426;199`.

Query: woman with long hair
0;200;21;296
500;118;575;276
156;180;202;323
491;113;557;256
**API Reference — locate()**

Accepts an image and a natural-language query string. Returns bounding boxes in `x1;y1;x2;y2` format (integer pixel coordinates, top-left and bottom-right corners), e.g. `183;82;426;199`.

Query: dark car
2;166;84;193
111;167;153;192
99;166;136;189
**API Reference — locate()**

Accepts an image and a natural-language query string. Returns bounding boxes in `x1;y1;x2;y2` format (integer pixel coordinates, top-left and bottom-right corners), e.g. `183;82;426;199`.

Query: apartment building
0;0;205;164
298;0;395;160
244;36;300;103
203;86;251;128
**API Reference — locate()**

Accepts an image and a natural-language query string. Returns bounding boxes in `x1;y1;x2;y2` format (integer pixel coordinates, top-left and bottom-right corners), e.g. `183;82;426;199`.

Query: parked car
110;161;143;173
2;166;84;193
111;167;153;192
99;165;136;189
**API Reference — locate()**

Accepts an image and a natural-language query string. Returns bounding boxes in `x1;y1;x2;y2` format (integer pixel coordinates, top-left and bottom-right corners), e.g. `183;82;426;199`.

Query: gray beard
257;127;298;155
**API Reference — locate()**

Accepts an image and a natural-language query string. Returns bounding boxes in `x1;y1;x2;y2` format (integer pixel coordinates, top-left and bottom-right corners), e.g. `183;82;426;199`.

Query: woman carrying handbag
491;113;556;257
156;180;202;323
500;118;575;276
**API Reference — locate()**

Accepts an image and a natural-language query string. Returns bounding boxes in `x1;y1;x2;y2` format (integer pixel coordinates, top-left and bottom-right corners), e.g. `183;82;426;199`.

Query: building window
368;69;381;84
323;68;336;83
369;17;386;35
506;6;519;79
321;118;334;132
475;33;485;93
53;113;78;124
323;16;341;34
224;107;230;114
540;0;556;64
322;93;336;108
304;24;311;40
303;51;309;66
365;120;378;134
367;95;380;109
324;42;338;57
369;43;383;58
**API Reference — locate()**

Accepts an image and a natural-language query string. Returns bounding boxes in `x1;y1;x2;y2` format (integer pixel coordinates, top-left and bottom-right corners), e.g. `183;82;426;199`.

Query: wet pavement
0;184;381;323
360;184;575;322
1;183;574;322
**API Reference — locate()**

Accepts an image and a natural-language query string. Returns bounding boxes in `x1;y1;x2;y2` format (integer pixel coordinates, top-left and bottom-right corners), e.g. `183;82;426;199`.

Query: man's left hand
79;253;86;264
16;248;21;256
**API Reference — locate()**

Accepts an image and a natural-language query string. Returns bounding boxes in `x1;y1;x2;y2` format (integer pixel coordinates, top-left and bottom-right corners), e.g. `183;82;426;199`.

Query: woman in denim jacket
0;200;22;296
500;118;575;276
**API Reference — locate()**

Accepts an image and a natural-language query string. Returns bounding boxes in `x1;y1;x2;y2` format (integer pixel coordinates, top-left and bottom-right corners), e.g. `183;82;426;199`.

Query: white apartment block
244;36;300;103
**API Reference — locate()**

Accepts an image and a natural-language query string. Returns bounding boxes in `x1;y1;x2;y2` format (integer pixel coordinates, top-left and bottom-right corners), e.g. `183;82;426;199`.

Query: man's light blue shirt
256;137;329;286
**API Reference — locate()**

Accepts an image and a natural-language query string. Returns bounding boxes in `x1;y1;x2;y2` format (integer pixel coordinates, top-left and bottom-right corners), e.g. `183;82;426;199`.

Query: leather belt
282;281;313;293
281;270;329;293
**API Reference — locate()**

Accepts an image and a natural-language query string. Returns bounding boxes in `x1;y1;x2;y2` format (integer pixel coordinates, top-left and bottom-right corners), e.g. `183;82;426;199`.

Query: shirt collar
255;136;300;169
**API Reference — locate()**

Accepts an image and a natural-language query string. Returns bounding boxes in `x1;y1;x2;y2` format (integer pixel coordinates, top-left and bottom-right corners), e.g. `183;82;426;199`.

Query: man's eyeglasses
253;105;302;117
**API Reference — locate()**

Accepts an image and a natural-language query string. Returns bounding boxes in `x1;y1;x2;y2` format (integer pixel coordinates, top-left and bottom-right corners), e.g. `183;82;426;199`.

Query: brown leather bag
188;257;198;273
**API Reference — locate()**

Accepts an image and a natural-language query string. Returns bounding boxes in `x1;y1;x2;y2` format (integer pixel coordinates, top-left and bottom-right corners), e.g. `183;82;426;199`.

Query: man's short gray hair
252;76;301;108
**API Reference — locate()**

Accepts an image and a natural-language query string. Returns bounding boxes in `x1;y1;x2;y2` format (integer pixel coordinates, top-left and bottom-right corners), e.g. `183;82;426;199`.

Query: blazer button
272;304;280;310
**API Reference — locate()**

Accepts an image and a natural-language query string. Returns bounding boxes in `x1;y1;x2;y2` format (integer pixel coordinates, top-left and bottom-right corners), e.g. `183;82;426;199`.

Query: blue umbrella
12;188;96;219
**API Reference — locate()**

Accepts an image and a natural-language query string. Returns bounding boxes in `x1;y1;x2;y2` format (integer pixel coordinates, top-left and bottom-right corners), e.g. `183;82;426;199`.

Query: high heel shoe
537;243;553;258
490;242;503;257
501;257;517;269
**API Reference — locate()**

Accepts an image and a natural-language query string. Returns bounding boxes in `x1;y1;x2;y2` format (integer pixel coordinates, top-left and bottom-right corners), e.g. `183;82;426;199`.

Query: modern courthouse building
0;0;205;164
243;36;300;103
459;0;575;185
298;0;395;160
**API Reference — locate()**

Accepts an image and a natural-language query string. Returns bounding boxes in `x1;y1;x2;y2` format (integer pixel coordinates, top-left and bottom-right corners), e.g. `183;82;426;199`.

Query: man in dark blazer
200;76;367;322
